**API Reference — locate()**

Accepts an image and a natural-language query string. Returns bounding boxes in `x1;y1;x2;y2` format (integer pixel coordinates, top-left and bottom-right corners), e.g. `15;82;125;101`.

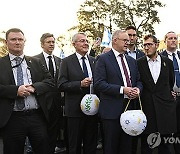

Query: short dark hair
144;34;158;43
164;31;176;41
6;28;24;40
125;25;136;31
40;33;55;44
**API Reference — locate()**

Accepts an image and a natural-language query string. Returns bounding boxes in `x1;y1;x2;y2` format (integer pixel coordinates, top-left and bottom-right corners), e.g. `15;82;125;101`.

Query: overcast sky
0;0;179;56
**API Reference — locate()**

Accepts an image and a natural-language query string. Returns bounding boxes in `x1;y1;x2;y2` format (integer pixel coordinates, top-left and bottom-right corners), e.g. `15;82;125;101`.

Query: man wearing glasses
94;30;142;154
137;34;176;154
58;32;97;154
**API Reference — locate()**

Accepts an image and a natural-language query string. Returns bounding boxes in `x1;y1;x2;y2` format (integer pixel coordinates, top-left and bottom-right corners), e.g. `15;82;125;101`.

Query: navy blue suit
94;50;142;154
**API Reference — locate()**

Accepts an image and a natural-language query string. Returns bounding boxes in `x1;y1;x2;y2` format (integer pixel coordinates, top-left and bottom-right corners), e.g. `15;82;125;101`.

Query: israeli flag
101;27;112;47
60;50;65;59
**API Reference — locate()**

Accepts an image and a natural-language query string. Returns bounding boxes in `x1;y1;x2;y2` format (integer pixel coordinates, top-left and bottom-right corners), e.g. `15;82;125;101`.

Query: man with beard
137;34;176;154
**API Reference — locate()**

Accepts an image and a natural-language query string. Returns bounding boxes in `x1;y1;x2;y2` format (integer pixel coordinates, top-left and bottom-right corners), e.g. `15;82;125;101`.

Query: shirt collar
166;50;178;56
112;48;124;58
127;47;137;53
43;51;53;59
9;53;24;61
75;52;88;60
147;54;161;62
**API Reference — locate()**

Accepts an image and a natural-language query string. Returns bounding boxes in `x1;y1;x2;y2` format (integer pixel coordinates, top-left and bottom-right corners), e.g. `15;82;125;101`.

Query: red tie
119;54;132;87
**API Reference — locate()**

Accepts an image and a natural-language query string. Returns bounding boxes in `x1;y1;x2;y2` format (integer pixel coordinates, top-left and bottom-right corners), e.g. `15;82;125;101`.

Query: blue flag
101;27;112;47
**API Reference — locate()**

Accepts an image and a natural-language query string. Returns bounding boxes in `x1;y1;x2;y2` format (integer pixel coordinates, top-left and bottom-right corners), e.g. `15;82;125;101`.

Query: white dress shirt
147;55;161;84
10;53;39;111
112;48;131;97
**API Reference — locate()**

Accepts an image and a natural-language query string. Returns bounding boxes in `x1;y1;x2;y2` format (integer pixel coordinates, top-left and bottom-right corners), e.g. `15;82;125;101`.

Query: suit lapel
53;56;61;81
25;56;36;83
39;53;47;69
88;56;95;74
71;53;84;78
108;50;123;80
4;55;16;84
156;55;167;85
140;56;155;87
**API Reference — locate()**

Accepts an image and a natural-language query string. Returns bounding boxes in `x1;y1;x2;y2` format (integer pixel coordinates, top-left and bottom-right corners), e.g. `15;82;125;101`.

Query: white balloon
120;110;147;136
80;94;100;115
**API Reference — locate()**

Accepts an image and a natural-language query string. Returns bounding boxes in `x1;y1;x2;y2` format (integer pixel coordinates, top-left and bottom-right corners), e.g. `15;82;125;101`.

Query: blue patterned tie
15;57;25;110
172;53;180;87
82;56;89;77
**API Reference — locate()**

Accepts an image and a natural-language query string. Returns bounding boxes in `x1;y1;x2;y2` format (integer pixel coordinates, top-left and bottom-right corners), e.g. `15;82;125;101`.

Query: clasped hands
81;77;92;87
123;87;140;99
17;84;35;98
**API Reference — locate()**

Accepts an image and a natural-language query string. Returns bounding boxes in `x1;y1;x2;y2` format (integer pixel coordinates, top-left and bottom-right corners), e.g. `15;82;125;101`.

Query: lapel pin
163;62;166;67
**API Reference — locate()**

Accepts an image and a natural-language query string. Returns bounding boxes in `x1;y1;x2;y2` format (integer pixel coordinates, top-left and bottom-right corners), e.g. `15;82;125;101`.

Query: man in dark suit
137;34;176;154
58;32;98;154
125;25;145;60
94;30;142;154
125;25;145;154
161;31;180;154
34;33;63;154
0;28;55;154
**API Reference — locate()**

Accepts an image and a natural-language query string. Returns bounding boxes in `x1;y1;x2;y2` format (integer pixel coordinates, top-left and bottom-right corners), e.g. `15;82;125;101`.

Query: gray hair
112;30;126;39
72;32;87;43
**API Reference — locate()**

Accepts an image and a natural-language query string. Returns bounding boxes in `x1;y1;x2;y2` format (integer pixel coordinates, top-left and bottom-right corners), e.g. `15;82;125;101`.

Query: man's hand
129;87;140;99
171;91;176;99
17;84;35;97
81;78;92;87
123;87;140;99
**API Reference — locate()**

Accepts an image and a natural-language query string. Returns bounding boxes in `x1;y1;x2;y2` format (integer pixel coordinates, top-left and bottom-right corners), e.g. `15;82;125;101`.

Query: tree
0;31;8;57
69;0;165;45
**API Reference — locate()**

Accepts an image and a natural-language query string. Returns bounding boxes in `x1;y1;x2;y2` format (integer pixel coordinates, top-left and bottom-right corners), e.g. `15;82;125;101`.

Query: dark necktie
81;56;89;77
48;55;54;78
15;57;25;110
119;54;132;87
172;53;180;87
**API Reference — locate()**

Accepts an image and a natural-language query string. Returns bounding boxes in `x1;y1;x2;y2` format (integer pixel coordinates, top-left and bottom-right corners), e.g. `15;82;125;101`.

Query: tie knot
14;57;22;64
172;53;176;56
119;54;124;58
81;56;86;60
48;55;52;59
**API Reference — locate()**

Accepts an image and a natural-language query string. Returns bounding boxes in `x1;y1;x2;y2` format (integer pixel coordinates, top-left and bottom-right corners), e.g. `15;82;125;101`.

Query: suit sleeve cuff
120;86;124;94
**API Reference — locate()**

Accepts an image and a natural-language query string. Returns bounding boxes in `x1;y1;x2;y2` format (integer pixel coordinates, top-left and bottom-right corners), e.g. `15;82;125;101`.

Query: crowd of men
0;26;180;154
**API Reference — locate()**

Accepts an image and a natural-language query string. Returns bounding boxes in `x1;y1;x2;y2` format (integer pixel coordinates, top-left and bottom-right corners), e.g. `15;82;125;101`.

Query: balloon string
124;95;143;112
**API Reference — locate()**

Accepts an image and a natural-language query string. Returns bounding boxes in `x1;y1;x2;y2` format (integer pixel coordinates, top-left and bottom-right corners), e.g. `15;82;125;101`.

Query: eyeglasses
117;38;130;43
128;34;136;37
143;43;155;48
75;39;89;43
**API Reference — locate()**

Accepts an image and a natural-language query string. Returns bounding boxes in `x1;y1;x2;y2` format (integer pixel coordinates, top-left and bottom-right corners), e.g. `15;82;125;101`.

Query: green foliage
85;95;92;112
0;32;8;57
70;0;165;46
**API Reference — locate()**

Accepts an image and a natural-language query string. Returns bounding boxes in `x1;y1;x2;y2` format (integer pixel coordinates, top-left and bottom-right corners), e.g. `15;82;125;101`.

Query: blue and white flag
101;27;112;47
60;50;65;59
